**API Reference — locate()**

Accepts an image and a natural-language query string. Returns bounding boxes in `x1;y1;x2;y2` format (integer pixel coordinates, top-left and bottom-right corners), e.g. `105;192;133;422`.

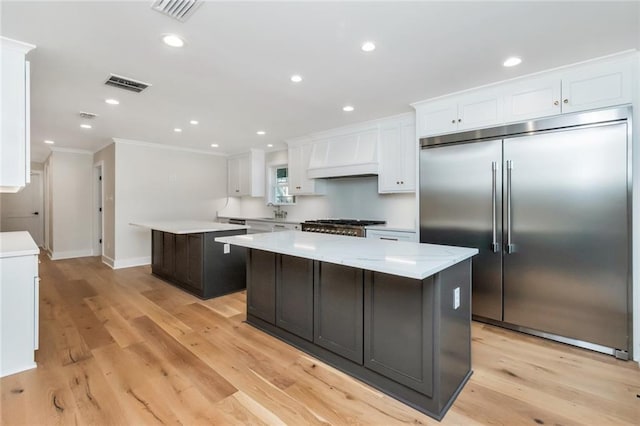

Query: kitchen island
131;221;248;299
215;230;478;420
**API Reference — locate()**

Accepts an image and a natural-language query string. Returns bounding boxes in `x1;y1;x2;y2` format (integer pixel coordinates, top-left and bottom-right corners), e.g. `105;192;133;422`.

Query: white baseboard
112;256;151;269
49;249;94;260
102;255;115;268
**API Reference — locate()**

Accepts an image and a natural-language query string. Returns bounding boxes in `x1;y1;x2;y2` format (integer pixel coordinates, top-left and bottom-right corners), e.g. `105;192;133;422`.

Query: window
270;166;295;205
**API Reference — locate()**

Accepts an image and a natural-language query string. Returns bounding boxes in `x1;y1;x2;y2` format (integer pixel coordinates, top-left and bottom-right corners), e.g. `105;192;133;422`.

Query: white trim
101;255;115;268
0;36;36;53
112;256;151;270
93;141;114;155
92;161;104;257
48;249;94;260
0;362;37;378
112;138;226;157
49;147;93;155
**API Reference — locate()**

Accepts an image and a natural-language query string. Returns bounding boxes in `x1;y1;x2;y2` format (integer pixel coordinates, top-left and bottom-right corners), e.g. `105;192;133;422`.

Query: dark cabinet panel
174;234;189;284
162;232;175;276
314;262;363;364
247;249;276;324
364;271;434;396
187;234;203;290
152;230;163;272
276;255;313;341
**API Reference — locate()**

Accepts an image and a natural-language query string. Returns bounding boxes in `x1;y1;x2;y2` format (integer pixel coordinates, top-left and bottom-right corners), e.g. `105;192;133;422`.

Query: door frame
31;169;44;247
93;161;104;257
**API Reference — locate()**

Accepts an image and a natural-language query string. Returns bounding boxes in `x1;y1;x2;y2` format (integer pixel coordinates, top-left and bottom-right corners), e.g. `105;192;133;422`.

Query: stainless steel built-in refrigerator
419;107;631;359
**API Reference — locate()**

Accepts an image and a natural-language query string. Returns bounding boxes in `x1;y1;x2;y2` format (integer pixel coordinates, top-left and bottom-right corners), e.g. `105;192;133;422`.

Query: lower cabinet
244;248;472;420
247;249;276;323
364;271;434;396
276;255;313;341
314;262;363;364
151;229;246;299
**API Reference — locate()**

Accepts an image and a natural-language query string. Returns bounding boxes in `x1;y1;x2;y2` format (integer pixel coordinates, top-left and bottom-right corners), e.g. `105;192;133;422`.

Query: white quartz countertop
0;231;39;258
215;231;477;280
218;215;305;225
130;220;248;234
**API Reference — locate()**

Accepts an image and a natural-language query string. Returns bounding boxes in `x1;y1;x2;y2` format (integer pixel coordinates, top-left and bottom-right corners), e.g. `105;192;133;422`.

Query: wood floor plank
2;254;638;425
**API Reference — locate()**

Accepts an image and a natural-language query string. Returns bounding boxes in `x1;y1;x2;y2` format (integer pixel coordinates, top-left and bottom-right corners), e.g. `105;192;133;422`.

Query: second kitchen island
215;230;477;420
131;220;248;299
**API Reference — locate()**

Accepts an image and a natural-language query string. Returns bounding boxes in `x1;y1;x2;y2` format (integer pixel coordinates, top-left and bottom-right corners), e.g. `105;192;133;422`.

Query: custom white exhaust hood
306;126;379;179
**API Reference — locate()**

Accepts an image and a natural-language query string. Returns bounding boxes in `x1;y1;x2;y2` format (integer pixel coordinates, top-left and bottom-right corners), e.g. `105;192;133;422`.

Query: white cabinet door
227;150;265;197
227;156;241;195
561;59;632;114
416;101;457;137
1;38;35;192
378;117;416;193
458;90;503;130
289;144;325;195
504;77;562;123
237;154;251;196
399;120;416;192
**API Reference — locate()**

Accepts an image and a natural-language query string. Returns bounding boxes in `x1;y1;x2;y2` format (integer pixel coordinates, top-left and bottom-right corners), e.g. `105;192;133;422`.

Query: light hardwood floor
1;254;639;425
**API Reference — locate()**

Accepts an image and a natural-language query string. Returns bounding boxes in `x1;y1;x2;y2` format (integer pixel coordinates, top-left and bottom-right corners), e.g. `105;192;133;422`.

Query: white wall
220;149;417;229
112;139;228;268
46;149;93;259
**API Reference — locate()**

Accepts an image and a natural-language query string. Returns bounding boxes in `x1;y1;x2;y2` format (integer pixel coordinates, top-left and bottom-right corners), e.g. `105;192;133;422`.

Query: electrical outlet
453;287;460;310
223;243;230;254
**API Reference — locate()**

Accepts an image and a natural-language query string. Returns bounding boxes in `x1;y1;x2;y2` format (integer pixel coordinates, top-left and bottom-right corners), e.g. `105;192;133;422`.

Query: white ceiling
2;1;639;162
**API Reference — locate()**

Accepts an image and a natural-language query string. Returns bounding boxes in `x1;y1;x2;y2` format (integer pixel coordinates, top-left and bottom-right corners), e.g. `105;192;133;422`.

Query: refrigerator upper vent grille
151;0;202;22
104;74;151;93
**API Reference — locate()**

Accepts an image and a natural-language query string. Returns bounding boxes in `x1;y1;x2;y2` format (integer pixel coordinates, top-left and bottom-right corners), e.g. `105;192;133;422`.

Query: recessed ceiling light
162;34;184;48
290;74;302;83
267;144;273;148
211;143;219;148
503;57;522;67
361;41;376;52
105;98;119;105
256;130;266;135
44;140;54;144
342;105;355;112
190;120;199;125
174;128;182;132
80;124;92;129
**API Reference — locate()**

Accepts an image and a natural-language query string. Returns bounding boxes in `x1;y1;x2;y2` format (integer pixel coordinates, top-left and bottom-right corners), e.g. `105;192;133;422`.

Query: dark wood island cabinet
218;231;477;420
132;221;249;299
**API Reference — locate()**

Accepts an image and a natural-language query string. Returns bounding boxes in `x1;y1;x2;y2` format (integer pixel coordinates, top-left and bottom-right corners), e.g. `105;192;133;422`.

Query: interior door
420;139;503;320
502;122;629;350
0;172;44;246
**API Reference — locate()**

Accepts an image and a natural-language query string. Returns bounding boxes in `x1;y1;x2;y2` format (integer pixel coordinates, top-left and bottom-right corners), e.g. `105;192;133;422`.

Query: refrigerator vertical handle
491;162;499;252
506;160;515;254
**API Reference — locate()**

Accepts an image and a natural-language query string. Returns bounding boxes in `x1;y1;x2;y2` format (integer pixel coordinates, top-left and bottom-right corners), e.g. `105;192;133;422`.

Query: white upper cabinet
414;53;635;138
288;141;326;195
416;101;458;137
378;114;416;193
1;37;36;193
560;59;632;114
227;149;265;197
504;77;562;123
416;88;502;137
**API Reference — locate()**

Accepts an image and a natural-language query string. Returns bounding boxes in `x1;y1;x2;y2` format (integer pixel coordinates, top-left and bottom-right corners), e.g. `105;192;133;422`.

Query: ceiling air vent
79;111;98;119
151;0;202;22
104;74;151;93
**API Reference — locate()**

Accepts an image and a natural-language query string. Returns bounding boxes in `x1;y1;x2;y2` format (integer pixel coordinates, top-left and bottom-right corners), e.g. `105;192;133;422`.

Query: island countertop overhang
130;220;248;234
215;230;477;280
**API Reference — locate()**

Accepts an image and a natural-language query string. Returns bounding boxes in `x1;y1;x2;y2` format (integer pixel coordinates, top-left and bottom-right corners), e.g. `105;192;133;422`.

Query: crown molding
112;138;227;156
50;147;93;155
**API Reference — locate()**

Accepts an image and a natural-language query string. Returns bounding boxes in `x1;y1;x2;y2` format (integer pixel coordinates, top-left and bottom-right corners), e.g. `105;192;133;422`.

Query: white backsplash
219;176;416;229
